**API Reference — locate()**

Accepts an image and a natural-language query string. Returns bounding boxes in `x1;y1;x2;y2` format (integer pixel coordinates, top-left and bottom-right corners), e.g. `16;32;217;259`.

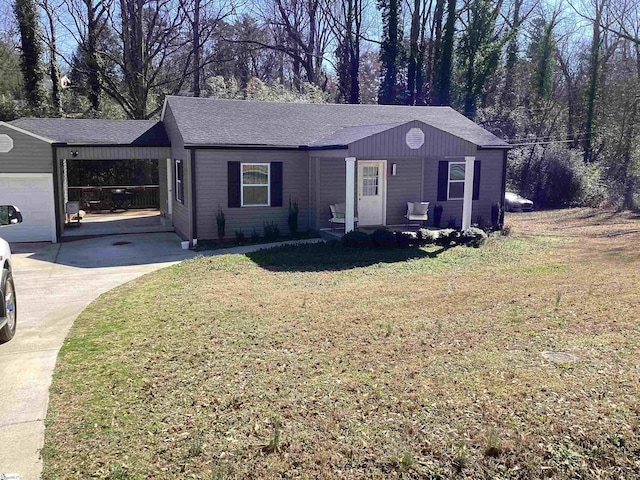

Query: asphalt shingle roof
165;96;510;148
9;118;170;146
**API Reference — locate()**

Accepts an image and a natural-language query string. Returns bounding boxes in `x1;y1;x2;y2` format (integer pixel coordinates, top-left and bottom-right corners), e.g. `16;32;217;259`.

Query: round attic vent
0;134;14;153
405;128;424;149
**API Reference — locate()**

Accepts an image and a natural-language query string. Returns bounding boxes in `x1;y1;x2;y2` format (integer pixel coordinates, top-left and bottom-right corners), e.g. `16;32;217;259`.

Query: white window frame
447;161;466;200
175;159;184;204
241;162;270;207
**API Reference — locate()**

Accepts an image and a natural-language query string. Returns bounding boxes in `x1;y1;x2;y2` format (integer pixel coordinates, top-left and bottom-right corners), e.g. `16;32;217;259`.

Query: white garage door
0;174;56;242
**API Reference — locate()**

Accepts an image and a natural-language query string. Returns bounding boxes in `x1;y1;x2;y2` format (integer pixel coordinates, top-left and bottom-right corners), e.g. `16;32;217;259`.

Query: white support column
462;156;475;230
345;157;356;233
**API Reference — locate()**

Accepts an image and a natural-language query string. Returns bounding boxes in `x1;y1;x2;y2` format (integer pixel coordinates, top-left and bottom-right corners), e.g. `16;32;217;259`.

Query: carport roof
9;118;170;146
164;96;510;149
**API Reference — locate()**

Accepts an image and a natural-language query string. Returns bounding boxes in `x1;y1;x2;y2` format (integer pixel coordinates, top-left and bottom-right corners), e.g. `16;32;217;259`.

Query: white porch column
345;157;356;233
462;156;475;230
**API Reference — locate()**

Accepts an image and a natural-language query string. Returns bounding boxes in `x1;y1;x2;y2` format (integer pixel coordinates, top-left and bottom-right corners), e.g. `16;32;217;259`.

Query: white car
1;205;23;343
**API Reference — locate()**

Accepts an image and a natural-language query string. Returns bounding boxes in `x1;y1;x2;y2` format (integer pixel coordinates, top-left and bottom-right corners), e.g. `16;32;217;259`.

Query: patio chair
329;203;358;230
65;201;82;225
405;201;429;227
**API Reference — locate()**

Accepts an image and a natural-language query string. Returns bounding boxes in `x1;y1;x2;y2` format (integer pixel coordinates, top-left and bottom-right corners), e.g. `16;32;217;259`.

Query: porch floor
63;209;174;238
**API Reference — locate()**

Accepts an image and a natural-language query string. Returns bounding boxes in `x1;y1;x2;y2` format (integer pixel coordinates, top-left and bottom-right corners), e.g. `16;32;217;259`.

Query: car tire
0;269;17;343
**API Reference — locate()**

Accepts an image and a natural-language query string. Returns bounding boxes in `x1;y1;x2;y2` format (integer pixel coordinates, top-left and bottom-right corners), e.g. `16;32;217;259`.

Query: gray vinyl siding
312;157;346;230
422;149;504;227
163;104;191;240
195;149;309;239
386;158;423;225
348;120;476;158
0;125;53;173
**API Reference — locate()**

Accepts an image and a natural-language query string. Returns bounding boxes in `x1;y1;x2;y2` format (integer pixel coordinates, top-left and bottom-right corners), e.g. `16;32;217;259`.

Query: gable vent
405;128;424;149
0;134;14;153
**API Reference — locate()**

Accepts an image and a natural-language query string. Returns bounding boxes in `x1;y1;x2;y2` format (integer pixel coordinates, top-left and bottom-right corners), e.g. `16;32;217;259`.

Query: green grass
42;209;640;479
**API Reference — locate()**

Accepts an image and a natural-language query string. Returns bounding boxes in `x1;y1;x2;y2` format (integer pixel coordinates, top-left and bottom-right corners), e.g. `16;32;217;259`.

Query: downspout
51;145;62;242
191;149;198;246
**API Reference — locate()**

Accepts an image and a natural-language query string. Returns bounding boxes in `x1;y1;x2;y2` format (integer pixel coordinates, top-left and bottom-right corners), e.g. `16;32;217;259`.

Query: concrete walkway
0;233;323;479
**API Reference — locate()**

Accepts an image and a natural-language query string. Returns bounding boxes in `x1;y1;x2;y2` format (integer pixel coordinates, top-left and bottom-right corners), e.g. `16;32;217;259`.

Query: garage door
0;174;56;242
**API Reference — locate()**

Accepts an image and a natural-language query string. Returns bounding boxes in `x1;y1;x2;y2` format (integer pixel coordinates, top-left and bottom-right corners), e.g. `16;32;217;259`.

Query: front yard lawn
43;208;640;479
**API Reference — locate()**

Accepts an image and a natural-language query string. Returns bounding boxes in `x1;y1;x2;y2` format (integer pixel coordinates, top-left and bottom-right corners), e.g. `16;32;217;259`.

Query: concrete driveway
0;233;196;479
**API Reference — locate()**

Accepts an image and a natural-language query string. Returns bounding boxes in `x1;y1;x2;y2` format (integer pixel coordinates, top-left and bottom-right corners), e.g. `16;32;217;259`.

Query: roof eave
477;144;512;150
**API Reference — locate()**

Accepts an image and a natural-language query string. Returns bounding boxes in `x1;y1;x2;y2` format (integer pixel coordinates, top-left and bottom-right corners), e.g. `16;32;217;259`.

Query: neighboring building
0;97;509;244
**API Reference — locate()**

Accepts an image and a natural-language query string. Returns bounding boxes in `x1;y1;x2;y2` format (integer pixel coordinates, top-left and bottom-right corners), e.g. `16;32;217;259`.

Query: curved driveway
0;233;196;479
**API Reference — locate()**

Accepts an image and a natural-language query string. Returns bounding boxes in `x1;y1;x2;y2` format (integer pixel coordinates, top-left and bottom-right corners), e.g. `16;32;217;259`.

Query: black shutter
228;161;241;208
437;161;449;201
270;161;283;207
473;160;481;200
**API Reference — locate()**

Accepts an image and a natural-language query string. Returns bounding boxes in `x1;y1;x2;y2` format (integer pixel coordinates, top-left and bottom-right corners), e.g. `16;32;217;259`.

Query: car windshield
505;192;520;200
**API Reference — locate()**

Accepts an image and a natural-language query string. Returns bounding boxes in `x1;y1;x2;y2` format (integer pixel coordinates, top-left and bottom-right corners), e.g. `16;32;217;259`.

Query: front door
357;160;386;226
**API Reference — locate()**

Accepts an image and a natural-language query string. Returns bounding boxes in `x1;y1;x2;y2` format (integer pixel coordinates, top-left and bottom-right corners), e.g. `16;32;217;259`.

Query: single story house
0;96;509;244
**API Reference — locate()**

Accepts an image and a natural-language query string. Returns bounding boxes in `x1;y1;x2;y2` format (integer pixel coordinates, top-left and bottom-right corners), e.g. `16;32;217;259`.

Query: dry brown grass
42;208;640;479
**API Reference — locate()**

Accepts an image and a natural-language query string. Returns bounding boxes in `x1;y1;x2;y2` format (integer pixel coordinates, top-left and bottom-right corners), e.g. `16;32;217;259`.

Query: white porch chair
329;203;358;230
405;201;429;227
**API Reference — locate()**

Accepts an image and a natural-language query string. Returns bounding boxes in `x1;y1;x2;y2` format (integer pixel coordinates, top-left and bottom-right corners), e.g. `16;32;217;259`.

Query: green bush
343;230;372;248
435;229;459;247
263;222;280;242
371;229;397;248
216;207;226;239
251;228;260;243
288;199;299;236
460;227;488;247
417;228;437;245
235;230;245;245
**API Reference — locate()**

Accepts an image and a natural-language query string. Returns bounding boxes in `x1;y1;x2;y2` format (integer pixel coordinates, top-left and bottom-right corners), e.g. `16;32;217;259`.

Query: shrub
447;217;458;228
371;229;397;248
251;228;260;243
433;204;443;227
417;228;437;245
216;207;226;239
263;222;280;241
491;203;502;230
508;143;605;208
288;199;299;236
343;230;372;248
235;230;245;245
460;227;488;247
395;231;412;248
435;228;459;247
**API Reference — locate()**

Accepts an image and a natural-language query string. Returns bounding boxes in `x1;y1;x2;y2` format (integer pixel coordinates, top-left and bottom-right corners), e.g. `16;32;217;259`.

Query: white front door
357;160;386;226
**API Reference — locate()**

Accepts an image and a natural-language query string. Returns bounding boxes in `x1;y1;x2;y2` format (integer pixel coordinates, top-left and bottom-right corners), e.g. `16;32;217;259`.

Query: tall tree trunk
502;0;520;108
85;0;102;112
193;0;201;96
584;3;602;163
14;0;47;115
42;0;62;115
435;0;456;105
407;0;420;105
121;0;146;118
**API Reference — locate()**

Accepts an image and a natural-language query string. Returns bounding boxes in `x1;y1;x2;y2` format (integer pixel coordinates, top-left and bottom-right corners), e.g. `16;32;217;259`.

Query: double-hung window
175;159;184;204
241;163;270;206
447;162;465;200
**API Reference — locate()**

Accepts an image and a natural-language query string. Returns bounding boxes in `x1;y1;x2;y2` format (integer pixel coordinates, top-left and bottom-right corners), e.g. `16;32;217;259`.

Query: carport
0;119;172;242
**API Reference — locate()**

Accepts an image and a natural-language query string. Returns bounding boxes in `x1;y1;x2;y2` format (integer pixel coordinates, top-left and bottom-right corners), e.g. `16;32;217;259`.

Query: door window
362;166;379;196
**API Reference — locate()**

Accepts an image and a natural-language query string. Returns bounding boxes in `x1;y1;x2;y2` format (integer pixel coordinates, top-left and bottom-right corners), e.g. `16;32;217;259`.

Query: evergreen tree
14;0;47;115
377;0;404;104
